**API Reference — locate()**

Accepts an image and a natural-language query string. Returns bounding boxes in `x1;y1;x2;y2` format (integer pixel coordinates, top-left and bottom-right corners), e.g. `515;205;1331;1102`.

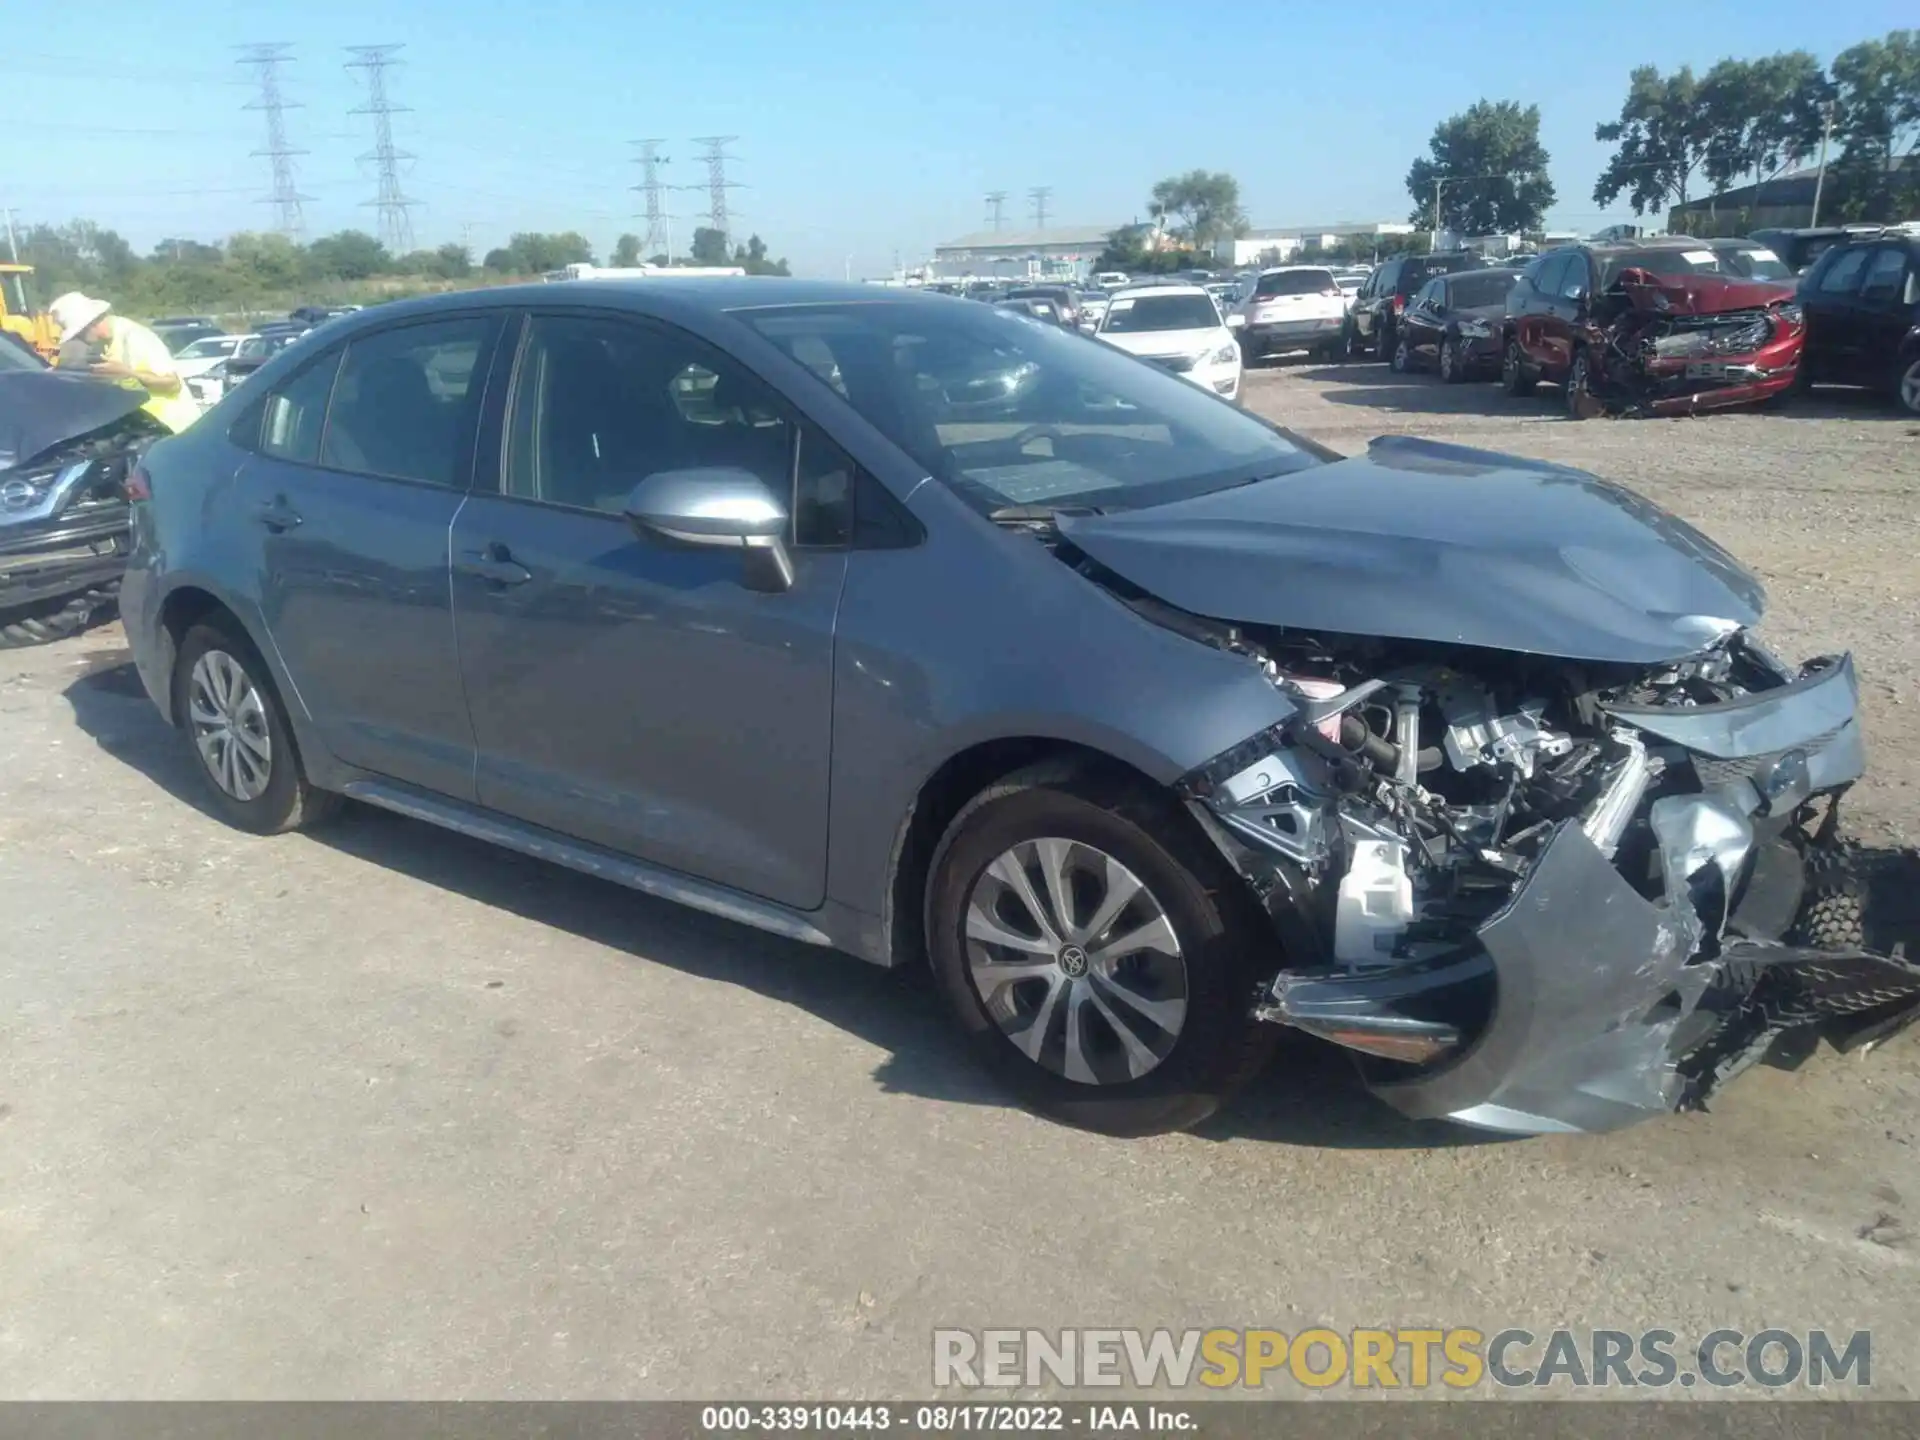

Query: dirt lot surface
2;364;1917;1400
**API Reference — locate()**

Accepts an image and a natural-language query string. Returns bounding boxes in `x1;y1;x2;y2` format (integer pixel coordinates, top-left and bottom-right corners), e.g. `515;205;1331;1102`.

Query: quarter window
1858;246;1910;305
317;317;494;487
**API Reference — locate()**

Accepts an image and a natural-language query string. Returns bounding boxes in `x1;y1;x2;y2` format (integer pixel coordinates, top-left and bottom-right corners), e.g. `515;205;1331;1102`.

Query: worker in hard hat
47;291;200;433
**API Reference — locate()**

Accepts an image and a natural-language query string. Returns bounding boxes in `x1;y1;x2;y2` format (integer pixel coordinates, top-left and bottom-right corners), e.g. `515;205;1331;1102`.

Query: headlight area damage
1168;626;1918;1135
1582;269;1802;418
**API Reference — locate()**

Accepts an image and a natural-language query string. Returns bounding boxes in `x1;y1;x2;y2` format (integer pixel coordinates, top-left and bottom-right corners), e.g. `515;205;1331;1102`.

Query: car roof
1107;284;1209;299
1256;264;1336;275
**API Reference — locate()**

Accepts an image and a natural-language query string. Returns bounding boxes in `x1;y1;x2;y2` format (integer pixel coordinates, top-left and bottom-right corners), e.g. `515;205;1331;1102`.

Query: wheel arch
881;735;1192;974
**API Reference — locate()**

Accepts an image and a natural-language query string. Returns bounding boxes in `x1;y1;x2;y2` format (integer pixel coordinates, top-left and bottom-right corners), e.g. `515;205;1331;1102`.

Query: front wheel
925;766;1273;1136
172;619;339;835
1389;337;1411;373
1501;338;1534;396
1439;336;1462;383
1564;348;1596;419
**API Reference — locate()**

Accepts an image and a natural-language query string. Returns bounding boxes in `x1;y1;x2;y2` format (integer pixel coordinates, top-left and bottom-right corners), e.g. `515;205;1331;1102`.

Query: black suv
1796;234;1920;413
1344;252;1478;359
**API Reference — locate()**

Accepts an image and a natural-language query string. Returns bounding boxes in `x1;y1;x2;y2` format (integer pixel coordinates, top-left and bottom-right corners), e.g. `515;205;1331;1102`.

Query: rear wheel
172;618;339;835
925;765;1273;1136
1501;338;1534;396
1896;353;1920;415
1374;317;1394;359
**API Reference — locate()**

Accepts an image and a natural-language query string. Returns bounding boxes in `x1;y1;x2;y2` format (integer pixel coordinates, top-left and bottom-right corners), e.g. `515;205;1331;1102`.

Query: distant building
1665;158;1917;236
931;226;1117;281
1214;222;1415;268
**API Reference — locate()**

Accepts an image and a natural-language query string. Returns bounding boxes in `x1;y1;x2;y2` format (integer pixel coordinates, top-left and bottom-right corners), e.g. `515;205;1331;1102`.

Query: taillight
125;464;152;502
1391;295;1406;313
1322;285;1341;297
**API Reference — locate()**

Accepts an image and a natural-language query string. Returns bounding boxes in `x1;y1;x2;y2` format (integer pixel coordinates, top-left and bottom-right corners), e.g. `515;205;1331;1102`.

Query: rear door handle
457;544;533;587
252;496;302;531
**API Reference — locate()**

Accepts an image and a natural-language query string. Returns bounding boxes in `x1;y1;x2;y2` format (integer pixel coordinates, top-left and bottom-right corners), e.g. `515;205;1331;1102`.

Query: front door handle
252;496;302;531
457;544;533;587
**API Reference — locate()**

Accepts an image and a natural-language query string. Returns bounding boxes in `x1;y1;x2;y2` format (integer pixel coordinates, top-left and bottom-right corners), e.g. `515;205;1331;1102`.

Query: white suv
1094;285;1243;401
1235;266;1348;363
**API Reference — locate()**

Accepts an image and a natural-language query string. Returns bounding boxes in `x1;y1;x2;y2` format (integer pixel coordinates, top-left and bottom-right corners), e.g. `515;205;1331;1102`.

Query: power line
345;44;418;254
690;136;741;249
985;191;1007;231
631;139;674;260
237;43;311;238
1028;186;1052;230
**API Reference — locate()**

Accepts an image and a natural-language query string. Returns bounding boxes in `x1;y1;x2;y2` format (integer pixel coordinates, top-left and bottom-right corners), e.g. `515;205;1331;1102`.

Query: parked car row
1281;231;1918;418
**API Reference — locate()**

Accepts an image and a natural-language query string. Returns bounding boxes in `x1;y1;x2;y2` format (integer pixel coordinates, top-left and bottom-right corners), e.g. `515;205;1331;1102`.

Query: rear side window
256;350;344;464
1254;270;1334;298
1375;261;1402;294
1534;253;1573;297
1858;246;1910;305
1816;247;1872;296
319;317;495;487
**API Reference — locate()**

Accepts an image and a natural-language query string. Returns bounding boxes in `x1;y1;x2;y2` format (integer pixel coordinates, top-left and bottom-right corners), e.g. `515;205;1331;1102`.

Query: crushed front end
1176;627;1919;1135
1586;268;1803;417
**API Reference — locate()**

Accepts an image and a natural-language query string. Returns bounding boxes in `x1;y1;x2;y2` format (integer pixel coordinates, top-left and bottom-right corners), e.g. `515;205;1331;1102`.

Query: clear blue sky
7;0;1911;277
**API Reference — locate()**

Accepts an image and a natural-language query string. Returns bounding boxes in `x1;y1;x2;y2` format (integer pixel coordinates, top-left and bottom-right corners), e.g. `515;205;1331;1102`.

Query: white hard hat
48;291;113;345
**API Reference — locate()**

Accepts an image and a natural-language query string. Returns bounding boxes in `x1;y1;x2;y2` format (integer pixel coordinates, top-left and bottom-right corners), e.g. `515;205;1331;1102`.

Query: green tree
224;232;306;294
688;227;731;265
1594;65;1714;213
1146;170;1248;251
610;233;644;267
1699;52;1832;195
150;238;223;266
1826;30;1920;221
1405;100;1556;233
731;234;791;276
431;242;473;279
306;230;391;281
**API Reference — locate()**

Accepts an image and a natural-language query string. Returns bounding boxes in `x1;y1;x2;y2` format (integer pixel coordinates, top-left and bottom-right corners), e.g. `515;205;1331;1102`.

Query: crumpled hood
1057;435;1766;665
0;370;151;472
1614;268;1794;316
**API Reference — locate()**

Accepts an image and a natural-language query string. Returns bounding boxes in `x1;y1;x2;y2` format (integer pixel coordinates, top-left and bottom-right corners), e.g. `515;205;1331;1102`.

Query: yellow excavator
1;263;58;359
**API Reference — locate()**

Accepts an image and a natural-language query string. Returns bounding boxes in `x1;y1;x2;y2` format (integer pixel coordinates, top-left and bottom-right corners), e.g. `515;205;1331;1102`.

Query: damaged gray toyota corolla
121;283;1916;1143
1063;437;1915;1136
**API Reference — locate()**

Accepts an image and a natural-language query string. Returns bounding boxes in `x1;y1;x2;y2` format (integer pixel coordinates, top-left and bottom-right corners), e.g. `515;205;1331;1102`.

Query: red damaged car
1500;238;1803;417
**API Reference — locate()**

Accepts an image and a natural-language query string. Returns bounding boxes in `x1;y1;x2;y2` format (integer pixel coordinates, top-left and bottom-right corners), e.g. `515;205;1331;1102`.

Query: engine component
1439;688;1573;778
1333;815;1415;965
1580;729;1654;859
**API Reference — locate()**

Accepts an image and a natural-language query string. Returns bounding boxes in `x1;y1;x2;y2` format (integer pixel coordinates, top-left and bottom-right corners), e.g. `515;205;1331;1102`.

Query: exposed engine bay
1057;537;1920;1135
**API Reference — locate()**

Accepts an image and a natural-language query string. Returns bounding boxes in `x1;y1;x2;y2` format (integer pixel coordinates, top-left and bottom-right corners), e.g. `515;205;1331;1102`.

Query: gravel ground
1;368;1917;1400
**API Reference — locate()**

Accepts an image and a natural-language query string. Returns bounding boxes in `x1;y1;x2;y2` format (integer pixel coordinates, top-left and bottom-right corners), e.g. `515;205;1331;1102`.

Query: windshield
1605;247;1791;284
1102;294;1221;333
1253;270;1333;298
1449;272;1516;308
742;300;1311;514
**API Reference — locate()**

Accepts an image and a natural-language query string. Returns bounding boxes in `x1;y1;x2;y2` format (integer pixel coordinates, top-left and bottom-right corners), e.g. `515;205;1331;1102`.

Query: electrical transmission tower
345;45;418;254
1028;186;1053;231
690;136;742;249
985;191;1008;232
631;140;674;260
237;43;311;237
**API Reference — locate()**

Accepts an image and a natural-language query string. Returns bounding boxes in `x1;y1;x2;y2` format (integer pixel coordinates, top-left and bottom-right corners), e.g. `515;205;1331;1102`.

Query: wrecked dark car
117;282;1917;1141
1504;241;1803;418
0;362;165;646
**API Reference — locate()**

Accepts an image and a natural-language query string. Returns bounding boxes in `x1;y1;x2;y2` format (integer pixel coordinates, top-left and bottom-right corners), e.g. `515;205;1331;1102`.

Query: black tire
1564;347;1595;419
1341;322;1364;360
1438;335;1462;383
925;764;1274;1136
0;584;119;649
1895;353;1920;416
1389;337;1410;373
1373;316;1394;359
171;617;340;835
1501;338;1534;396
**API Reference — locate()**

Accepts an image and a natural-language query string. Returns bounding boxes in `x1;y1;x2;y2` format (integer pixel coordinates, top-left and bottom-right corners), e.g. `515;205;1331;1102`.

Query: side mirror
1565;283;1588;304
623;467;795;593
